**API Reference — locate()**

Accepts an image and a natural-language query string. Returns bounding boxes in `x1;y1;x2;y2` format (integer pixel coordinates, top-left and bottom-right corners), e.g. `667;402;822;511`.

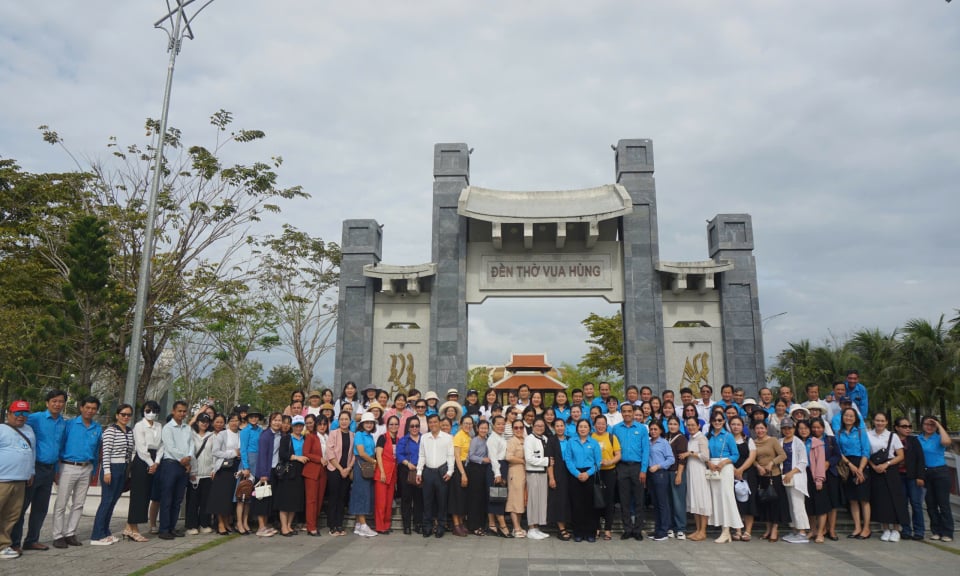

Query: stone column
708;214;765;396
615;139;667;393
333;219;382;392
429;143;470;396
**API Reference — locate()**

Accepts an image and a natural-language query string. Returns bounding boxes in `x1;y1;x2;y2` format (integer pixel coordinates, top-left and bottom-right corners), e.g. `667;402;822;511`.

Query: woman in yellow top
591;414;621;540
450;414;473;537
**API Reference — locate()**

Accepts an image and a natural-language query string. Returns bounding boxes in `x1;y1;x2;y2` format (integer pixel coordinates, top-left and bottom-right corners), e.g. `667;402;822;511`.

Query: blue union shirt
26;410;66;465
611;420;650;471
60;417;102;464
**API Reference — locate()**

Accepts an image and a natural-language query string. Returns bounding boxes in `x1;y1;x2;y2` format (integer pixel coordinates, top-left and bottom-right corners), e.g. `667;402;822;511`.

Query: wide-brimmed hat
805;401;828;413
439;401;463;421
360;412;377;424
308;390;321;399
319;403;335;412
366;402;384;413
246;407;263;418
789;405;810;419
424;391;439;402
742;398;757;407
446;388;460;398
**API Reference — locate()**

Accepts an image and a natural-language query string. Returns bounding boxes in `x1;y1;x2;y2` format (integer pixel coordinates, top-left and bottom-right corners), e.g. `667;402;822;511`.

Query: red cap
9;400;30;412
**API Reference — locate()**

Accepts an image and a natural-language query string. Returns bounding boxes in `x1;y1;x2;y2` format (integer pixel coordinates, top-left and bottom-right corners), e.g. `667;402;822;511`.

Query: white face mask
144;412;157;422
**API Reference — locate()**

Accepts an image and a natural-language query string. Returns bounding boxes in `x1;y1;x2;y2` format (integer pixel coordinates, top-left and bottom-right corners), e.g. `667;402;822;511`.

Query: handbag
757;481;778;504
705;469;721;480
406;468;418;485
489;485;509;502
360;459;376;480
836;459;851;482
869;431;895;465
274;461;293;480
253;480;272;499
235;477;255;502
592;478;606;509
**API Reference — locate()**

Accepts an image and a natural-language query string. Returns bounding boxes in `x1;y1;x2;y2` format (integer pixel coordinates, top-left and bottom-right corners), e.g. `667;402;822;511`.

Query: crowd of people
0;371;956;561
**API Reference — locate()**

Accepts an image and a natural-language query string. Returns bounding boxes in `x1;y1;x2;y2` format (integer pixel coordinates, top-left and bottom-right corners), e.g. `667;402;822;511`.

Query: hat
439;401;463;421
839;396;853;404
320;403;335;412
9;400;29;412
789;405;810;419
246;407;263;418
742;398;757;407
424;391;439;402
366;402;384;413
308;390;321;398
446;388;460;398
360;412;377;424
466;389;478;397
734;479;751;503
805;401;828;413
291;415;305;426
779;417;795;429
237;404;250;413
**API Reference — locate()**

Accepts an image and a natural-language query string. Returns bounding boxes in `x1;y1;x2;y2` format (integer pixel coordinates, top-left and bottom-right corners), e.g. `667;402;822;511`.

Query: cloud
2;1;957;386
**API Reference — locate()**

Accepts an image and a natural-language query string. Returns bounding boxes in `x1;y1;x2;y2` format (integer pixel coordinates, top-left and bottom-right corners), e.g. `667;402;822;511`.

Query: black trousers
617;461;645;533
467;462;490;531
399;476;423;530
421;468;449;535
570;473;599;538
326;470;351;530
185;477;213;529
598;468;618;531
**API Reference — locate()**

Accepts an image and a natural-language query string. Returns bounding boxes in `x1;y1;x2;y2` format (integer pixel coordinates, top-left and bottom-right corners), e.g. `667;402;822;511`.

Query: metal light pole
123;0;214;408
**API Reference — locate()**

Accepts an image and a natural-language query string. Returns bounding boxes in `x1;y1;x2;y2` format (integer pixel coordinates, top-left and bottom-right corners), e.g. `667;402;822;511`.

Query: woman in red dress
374;415;401;533
302;414;328;536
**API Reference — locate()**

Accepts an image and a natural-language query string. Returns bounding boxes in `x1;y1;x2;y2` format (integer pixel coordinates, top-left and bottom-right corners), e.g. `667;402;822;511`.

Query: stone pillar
429;144;470;396
615;139;667;393
333;219;382;393
708;214;765;396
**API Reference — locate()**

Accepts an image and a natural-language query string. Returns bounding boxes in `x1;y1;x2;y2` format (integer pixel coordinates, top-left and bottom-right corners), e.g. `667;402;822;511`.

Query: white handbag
254;480;273;499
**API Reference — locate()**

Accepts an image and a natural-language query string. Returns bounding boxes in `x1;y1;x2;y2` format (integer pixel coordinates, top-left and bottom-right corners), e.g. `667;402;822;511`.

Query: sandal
558;529;572;541
122;530;149;542
732;532;742;541
604;531;612;541
741;533;751;542
514;529;526;538
814;536;824;544
473;528;486;536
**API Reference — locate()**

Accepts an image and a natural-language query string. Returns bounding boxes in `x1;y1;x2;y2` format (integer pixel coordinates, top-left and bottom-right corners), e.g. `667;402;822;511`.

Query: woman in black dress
275;415;309;536
466;420;492;535
546;418;572;540
730;416;757;541
208;412;242;534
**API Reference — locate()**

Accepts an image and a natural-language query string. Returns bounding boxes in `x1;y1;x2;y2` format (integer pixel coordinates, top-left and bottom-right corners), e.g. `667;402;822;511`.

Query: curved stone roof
362;262;436;280
457;184;632;224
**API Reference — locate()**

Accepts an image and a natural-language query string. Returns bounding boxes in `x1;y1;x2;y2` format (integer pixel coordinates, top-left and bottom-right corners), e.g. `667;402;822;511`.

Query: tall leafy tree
580;310;624;379
898;316;958;424
256;224;340;389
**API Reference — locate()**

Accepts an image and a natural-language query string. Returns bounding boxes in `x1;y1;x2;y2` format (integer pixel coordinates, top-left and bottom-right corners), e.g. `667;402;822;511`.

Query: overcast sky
2;1;957;388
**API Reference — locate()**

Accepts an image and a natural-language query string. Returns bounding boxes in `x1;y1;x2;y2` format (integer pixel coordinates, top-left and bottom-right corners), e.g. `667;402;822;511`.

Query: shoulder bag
592;477;606;509
869;431;894;466
360;459;376;479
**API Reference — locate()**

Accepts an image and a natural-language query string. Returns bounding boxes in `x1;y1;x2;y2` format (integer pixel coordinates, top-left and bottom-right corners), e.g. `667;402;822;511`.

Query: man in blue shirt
1;400;36;560
51;395;101;549
713;385;747;420
844;370;869;418
612;403;649;541
157;401;194;539
590;382;612;411
9;389;67;553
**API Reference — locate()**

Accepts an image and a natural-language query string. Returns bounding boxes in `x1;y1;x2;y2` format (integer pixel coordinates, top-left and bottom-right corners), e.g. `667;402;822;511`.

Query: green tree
898;316;958;424
256;224;340;389
40;110;308;404
257;364;301;413
846;328;900;415
580;310;624;379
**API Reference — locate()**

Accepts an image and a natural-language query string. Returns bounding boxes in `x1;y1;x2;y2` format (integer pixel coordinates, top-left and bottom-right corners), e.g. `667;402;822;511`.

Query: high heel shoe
714;530;732;544
122;530;149;542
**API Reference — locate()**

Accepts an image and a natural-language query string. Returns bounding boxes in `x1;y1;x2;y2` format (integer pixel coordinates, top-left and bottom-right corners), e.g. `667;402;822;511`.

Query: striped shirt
101;424;134;476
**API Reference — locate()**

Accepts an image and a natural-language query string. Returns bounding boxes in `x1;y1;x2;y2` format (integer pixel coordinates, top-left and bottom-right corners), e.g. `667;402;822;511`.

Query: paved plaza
4;510;958;576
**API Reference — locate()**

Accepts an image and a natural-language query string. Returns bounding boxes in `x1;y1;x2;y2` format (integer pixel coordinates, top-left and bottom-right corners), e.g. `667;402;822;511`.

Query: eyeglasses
415;405;426;409
119;412;133;417
897;424;911;429
712;418;725;423
13;411;29;417
409;424;420;428
512;425;524;430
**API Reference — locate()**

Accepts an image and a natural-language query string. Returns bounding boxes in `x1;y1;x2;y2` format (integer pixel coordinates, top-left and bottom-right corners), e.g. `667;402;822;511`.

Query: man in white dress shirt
416;414;453;538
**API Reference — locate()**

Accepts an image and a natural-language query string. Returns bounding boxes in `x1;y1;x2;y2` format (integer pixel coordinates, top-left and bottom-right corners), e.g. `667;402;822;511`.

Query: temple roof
457;184;633;224
505;353;552;370
490;372;568;391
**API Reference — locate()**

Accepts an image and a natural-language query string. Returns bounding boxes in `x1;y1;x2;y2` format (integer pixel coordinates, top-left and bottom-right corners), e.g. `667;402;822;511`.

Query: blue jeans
157;460;189;534
925;466;955;538
649;470;672;538
669;469;687;533
900;474;925;537
91;464;128;540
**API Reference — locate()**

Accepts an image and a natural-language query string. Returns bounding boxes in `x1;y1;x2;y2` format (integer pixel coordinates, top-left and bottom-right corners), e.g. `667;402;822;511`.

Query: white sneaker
881;530;891;542
90;537;116;546
186;528;199;536
528;528;549;540
667;530;675;538
0;546;22;559
676;531;686;540
200;527;213;534
889;531;901;542
353;524;362;535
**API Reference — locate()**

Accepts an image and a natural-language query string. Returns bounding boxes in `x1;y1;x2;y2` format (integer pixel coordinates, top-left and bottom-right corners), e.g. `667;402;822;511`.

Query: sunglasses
144;410;156;415
712;418;725;423
13;411;29;417
409;424;420;428
512;425;524;430
897;424;912;428
119;412;133;417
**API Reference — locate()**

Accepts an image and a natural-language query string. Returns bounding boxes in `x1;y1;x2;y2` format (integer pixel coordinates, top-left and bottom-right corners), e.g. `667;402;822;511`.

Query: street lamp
123;0;214;408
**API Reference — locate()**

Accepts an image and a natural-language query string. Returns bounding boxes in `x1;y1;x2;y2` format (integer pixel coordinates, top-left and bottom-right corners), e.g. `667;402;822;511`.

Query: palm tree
897;316;959;424
847;328;902;416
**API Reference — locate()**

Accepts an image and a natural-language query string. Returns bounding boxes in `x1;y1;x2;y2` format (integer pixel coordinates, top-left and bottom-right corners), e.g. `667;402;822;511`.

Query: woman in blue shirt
349;413;378;537
396;417;422;535
837;407;871;538
564;419;602;543
919;416;954;541
552;390;571;424
706;412;743;542
275;416;309;536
